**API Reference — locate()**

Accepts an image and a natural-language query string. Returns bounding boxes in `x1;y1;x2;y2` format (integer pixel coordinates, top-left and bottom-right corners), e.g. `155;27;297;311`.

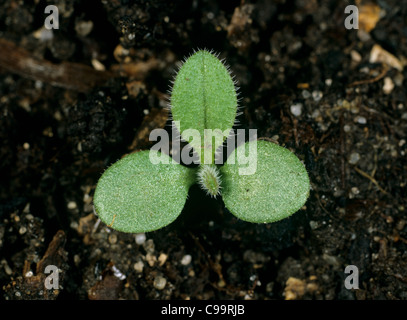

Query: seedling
93;50;310;233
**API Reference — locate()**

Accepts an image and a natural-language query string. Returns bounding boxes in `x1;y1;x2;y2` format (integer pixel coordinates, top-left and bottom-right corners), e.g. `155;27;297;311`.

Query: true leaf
93;150;197;233
220;140;310;223
170;50;238;164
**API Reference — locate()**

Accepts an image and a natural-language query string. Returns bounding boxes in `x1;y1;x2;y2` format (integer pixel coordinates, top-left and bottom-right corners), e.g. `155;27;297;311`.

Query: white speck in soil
158;253;168;266
112;265;126;280
146;252;157;267
355;116;367;124
134;261;144;273
383;77;394;94
153;276;167;290
25;271;33;278
350;50;362;62
181;254;192;266
348;152;360;165
351;187;360;195
108;233;117;244
290;103;303;117
135;233;146;245
312;90;323;102
67;201;77;210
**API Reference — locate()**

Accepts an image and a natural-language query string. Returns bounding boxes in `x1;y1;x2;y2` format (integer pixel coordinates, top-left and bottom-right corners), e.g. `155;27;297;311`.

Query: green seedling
93;49;310;233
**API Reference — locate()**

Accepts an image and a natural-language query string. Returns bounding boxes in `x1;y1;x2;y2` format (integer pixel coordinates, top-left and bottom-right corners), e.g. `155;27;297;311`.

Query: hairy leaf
170;50;238;164
220;140;310;223
93;150;196;233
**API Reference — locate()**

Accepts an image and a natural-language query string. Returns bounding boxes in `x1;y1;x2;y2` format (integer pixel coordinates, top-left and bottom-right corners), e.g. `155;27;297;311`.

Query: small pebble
271;135;279;141
33;27;53;41
108;233;117;245
309;221;319;230
322;253;340;266
369;44;403;71
134;261;144;273
2;260;12;275
301;90;311;99
355;116;367;124
25;270;33;278
158;253;168;266
348;152;360;165
218;279;226;288
23;203;30;213
19;226;27;235
143;239;155;253
351;187;360;195
146;252;157;267
181;254;192;266
290;103;303;117
350;50;362;62
111;265;126;280
382;77;394;94
67;201;77;210
74;254;81;266
135;233;146;245
153;276;167;290
312;90;323;102
75;20;93;37
91;59;106;71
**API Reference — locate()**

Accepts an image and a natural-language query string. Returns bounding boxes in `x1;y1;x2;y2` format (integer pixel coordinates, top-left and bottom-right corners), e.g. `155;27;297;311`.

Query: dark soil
1;0;407;300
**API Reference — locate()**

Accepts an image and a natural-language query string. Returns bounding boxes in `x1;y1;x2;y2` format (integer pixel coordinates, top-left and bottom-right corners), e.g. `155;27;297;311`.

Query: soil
1;0;407;300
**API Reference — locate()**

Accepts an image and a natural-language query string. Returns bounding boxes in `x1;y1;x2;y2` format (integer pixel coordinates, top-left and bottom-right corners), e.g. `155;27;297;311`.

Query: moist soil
1;0;407;300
